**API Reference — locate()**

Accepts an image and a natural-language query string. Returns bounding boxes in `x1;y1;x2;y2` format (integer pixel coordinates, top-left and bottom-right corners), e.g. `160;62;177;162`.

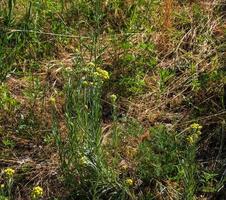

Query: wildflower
94;67;110;80
32;186;43;199
79;156;88;165
110;94;117;103
125;178;133;186
4;168;15;177
187;123;202;144
187;132;200;144
187;135;194;144
1;184;4;189
190;123;202;131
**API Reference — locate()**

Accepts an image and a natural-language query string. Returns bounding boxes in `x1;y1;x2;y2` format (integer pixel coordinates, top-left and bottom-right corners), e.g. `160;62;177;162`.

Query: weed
0;168;15;199
52;64;132;199
0;84;19;112
137;125;184;182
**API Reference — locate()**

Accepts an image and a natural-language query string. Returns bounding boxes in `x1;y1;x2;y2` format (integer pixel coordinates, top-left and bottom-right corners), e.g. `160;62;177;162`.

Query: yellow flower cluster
4;168;15;177
94;67;110;80
125;178;133;186
32;186;43;199
187;123;202;144
190;123;202;131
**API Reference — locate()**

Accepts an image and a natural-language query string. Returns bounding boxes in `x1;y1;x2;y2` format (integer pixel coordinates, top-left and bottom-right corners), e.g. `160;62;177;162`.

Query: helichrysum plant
53;63;125;198
1;168;15;199
183;123;202;200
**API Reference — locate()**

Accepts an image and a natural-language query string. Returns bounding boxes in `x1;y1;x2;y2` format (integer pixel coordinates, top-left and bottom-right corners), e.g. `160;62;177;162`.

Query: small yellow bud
49;96;56;104
93;72;99;77
82;81;89;87
87;62;95;67
110;94;117;103
125;178;133;186
1;184;4;189
79;156;88;165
